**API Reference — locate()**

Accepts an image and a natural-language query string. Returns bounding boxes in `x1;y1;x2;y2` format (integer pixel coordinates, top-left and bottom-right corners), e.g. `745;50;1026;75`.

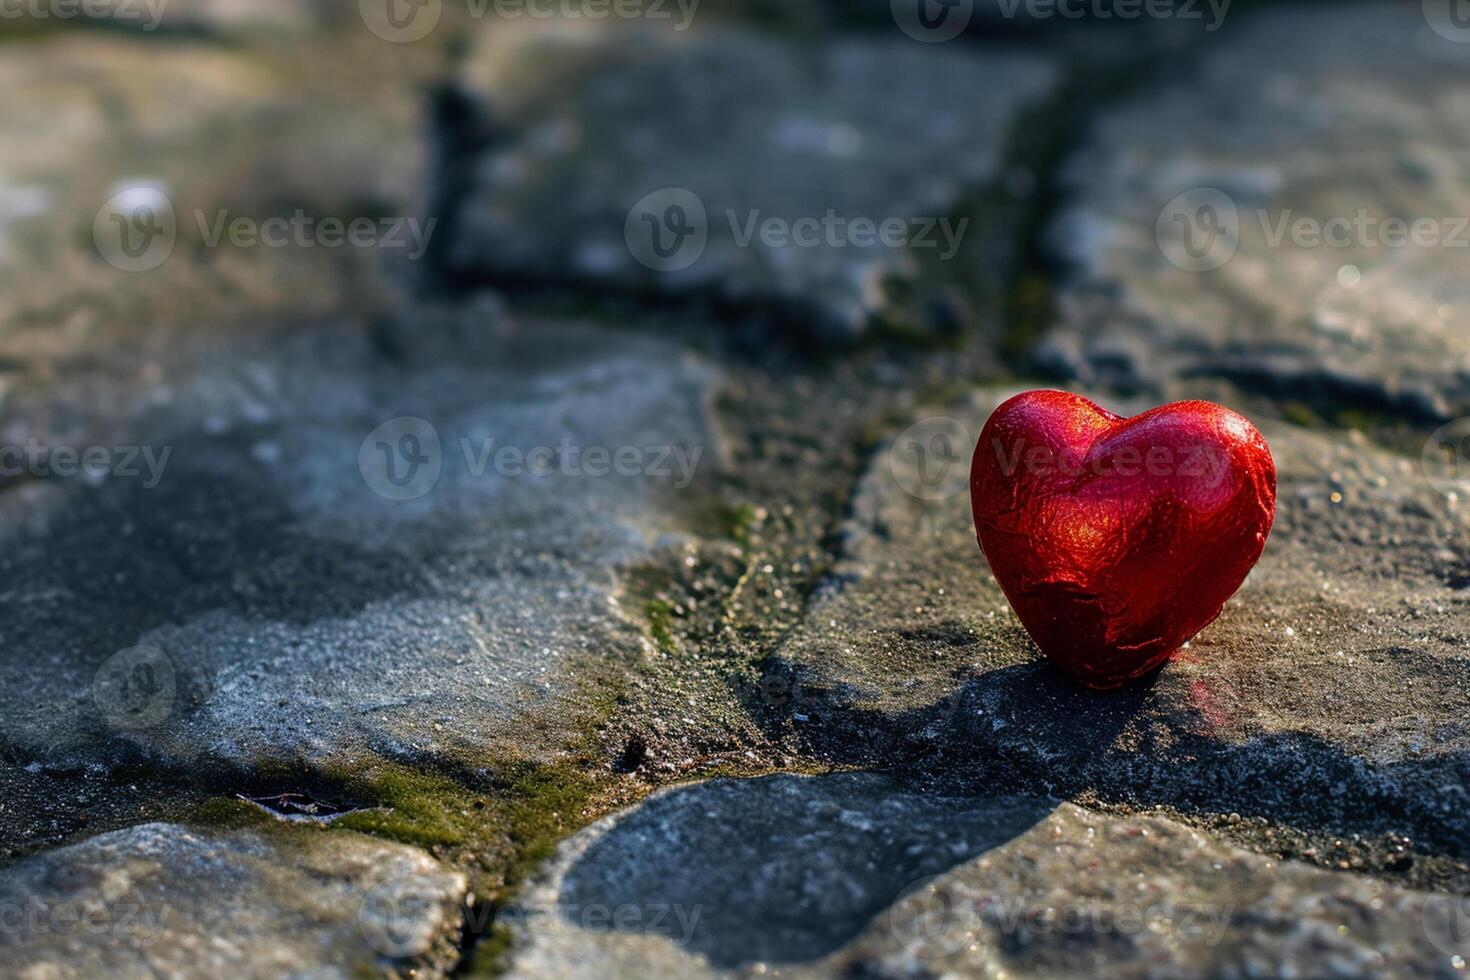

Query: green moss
1002;274;1055;364
459;762;602;977
720;502;762;545
329;767;476;849
646;598;677;654
1282;401;1318;427
250;750;610;976
188;797;284;833
497;763;599;882
1333;406;1393;433
879;320;961;352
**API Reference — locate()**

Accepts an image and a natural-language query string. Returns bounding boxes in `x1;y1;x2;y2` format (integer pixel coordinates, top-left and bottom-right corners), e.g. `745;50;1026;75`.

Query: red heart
970;391;1276;689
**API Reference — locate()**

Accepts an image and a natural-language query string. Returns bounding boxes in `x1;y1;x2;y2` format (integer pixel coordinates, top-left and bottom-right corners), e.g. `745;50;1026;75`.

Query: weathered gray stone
1041;4;1470;420
0;822;468;979
444;21;1057;339
846;804;1465;980
0;29;432;432
754;387;1470;864
0;314;724;775
501;774;1461;978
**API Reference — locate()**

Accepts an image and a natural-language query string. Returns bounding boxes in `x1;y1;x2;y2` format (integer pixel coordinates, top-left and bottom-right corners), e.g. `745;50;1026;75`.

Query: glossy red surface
970;390;1276;689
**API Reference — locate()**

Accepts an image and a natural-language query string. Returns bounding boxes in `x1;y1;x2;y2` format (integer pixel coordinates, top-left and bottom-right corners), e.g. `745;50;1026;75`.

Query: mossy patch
720;502;763;546
1282;401;1319;427
646;598;678;654
189;796;287;834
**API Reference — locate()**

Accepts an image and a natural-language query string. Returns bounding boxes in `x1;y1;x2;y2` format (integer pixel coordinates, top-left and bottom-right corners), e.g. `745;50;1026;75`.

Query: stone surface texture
502;774;1463;979
1041;5;1470;420
2;3;1469;979
0;316;723;773
445;20;1057;338
0;821;468;979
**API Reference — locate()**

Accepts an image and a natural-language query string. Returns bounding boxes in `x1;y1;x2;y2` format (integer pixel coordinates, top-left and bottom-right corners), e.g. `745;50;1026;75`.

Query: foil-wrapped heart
970;391;1276;689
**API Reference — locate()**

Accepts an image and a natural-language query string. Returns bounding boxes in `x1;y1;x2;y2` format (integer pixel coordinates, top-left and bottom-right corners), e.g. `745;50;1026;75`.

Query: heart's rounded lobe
970;390;1276;689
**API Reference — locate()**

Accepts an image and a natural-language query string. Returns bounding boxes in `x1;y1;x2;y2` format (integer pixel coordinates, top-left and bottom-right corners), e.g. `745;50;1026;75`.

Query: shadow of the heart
548;664;1149;968
556;770;1055;968
556;654;1470;968
750;656;1158;783
744;653;1470;862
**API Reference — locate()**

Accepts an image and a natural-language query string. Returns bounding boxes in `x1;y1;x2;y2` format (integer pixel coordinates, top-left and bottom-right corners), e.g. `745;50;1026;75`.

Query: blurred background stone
1042;4;1470;421
440;20;1057;342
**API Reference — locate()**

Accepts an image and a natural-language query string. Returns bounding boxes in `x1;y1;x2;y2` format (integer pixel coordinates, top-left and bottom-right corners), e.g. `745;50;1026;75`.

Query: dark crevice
1188;363;1452;425
995;43;1207;373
